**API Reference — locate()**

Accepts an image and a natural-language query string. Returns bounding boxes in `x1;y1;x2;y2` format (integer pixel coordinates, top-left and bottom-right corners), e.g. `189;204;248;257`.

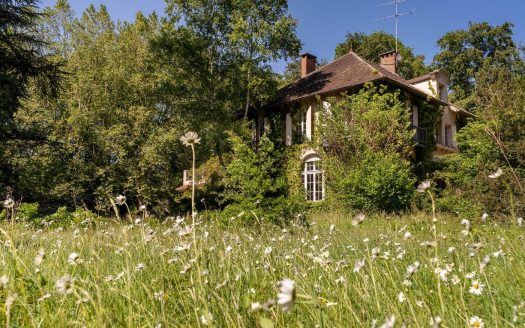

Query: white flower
416;180;431;192
250;302;263;312
35;248;45;267
277;278;295;313
481;213;488;221
37;293;51;302
353;258;365;273
518;217;523;227
335;275;346;284
398;292;405;303
488;168;503;179
115;195;126;205
451;275;461;285
264;246;272;255
139;205;147;211
56;275;73;295
405;261;420;277
352;213;365;226
180;131;201;147
154;291;164;301
135;263;145;271
468;316;484;328
225;245;233;254
469;280;484;295
431;316;442;328
380;315;396;328
329;224;336;234
0;275;8;290
371;247;380;259
3;198;15;209
465;272;476;279
200;313;212;325
67;252;80;265
448;246;456;253
403;231;412;240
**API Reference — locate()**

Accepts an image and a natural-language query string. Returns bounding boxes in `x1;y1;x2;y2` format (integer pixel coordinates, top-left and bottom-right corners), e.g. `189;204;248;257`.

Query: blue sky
40;0;525;73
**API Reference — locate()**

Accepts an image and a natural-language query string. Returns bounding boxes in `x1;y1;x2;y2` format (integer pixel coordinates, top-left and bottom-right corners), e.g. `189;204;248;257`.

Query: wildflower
403;231;412;240
154;291;164;301
480;255;491;271
56;275;73;295
35;248;45;267
115;195;126;205
465;272;476;279
488;167;503;179
277;278;295;313
416;180;431;193
0;275;8;290
353;258;365;273
371;247;380;259
461;219;471;236
135;263;145;271
405;261;420;278
448;246;456;253
134;218;142;225
180;131;201;146
518;217;523;227
264;246;272;255
67;252;80;265
139;205;146;211
451;275;461;285
352;213;365;226
3;198;14;209
468;316;484;328
225;245;233;254
398;292;406;303
469;280;485;295
250;302;263;312
335;276;346;284
493;249;505;258
431;316;442;328
37;293;51;302
200;313;212;325
380;315;396;328
481;213;488;222
329;224;336;234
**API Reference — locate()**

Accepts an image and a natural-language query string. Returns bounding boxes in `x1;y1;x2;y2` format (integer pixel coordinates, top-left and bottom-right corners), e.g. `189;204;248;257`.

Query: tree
0;0;60;137
163;0;301;120
334;31;429;80
433;21;524;105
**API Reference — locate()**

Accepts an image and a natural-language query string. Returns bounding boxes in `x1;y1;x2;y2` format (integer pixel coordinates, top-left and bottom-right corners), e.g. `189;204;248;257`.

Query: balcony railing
412;125;427;146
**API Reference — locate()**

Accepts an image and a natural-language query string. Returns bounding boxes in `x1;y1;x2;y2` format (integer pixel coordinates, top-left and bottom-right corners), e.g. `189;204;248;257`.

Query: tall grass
0;210;524;327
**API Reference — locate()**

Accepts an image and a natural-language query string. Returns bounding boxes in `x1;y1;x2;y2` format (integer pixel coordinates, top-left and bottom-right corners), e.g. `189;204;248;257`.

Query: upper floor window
444;125;453;147
438;84;447;101
294;110;308;144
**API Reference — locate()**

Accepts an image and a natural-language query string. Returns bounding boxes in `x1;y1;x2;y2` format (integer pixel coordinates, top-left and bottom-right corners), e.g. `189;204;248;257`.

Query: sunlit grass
1;210;524;327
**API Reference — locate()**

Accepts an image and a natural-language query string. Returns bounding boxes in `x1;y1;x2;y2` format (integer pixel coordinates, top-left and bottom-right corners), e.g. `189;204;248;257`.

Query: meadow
0;208;524;327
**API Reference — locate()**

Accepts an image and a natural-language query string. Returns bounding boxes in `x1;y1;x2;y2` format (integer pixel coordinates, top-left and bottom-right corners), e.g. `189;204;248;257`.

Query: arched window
302;155;324;201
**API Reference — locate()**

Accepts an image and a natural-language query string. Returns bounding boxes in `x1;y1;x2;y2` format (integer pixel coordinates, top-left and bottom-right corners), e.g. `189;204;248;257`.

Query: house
254;50;472;202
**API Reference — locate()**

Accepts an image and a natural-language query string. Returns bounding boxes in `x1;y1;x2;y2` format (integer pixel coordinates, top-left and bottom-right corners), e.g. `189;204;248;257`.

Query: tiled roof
273;51;447;106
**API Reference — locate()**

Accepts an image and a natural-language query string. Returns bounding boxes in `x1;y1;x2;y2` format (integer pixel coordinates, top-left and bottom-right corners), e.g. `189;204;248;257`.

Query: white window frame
302;156;324;202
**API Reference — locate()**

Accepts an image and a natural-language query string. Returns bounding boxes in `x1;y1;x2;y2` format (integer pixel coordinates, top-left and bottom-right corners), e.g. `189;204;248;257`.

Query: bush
335;152;416;212
219;132;306;224
16;202;39;221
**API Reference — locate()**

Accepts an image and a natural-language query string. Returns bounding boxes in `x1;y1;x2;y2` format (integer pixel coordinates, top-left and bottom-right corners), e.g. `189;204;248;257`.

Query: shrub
335;151;415;212
16;202;39;221
220;132;306;224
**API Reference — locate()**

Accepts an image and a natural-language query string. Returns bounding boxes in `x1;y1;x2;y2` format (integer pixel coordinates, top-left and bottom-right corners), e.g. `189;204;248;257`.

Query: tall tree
334;31;429;80
433;21;524;105
162;0;301;120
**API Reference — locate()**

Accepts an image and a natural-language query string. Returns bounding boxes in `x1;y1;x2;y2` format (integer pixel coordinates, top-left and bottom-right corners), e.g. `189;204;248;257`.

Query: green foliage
318;84;417;212
220;132;304;224
335;151;415;212
16;202;39;221
334;31;429;79
433;21;525;105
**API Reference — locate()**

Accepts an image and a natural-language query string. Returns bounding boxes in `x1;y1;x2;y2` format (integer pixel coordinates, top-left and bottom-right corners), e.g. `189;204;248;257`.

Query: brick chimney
300;53;317;78
379;50;398;74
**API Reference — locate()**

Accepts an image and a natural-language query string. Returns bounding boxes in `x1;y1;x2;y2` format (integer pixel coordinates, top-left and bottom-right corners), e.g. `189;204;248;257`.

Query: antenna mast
375;0;415;53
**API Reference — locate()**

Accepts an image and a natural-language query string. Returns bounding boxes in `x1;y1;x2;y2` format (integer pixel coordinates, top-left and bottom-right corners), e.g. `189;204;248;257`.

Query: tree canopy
334;31;429;80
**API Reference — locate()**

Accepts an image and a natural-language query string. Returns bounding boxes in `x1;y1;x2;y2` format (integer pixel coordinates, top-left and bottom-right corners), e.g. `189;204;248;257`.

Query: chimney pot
379;50;398;74
300;53;317;78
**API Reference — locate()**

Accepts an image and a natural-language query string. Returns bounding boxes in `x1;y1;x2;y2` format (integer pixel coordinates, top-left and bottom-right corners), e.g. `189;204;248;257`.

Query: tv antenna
375;0;415;53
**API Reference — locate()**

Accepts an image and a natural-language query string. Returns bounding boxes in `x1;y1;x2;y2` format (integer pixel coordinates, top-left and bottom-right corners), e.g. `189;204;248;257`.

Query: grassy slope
0;211;524;327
